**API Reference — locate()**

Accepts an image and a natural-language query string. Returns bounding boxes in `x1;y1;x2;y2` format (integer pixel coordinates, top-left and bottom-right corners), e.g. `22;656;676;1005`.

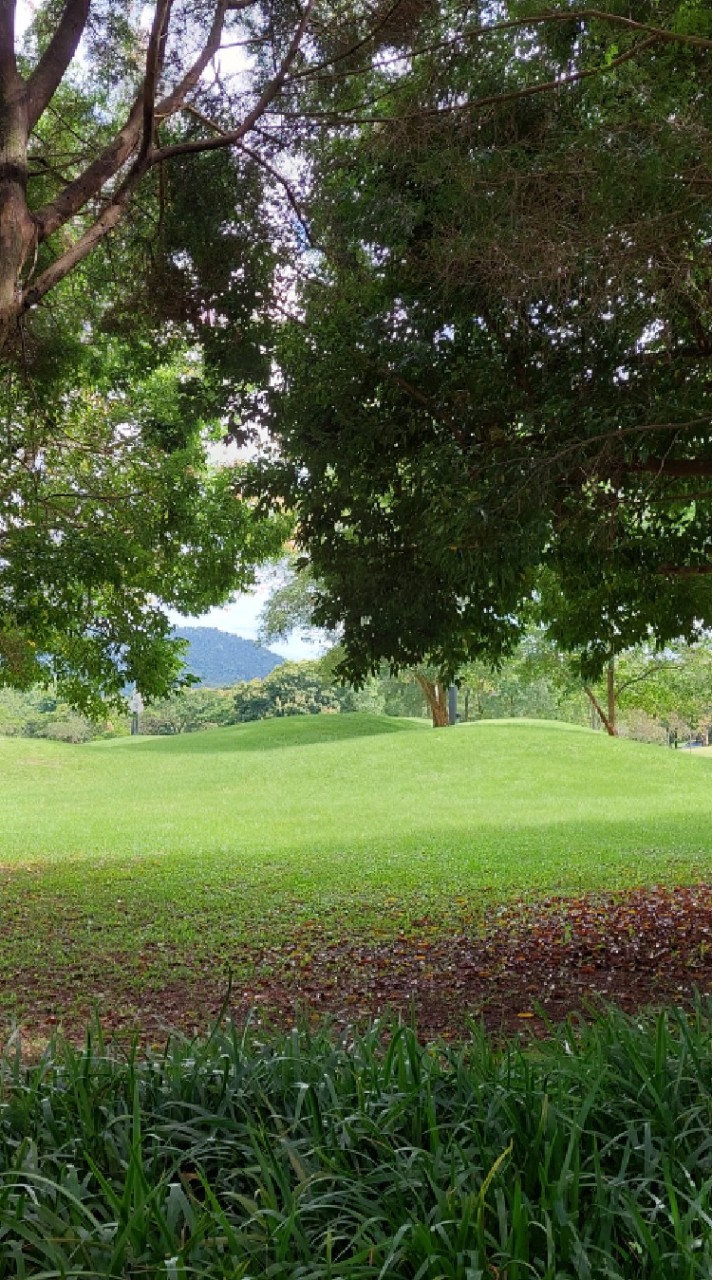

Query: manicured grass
2;1004;712;1277
1;714;712;1030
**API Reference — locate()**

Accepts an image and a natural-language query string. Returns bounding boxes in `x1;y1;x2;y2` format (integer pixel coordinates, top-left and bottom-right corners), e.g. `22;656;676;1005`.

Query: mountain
172;628;284;687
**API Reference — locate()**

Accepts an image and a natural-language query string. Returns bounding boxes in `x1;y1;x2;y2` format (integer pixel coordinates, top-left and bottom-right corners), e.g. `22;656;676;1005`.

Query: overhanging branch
657;564;712;577
151;0;314;164
33;0;231;241
487;7;712;51
21;1;313;312
628;459;712;479
26;0;91;129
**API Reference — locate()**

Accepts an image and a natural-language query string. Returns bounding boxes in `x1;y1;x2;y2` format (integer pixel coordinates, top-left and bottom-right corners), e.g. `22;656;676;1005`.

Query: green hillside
3;715;711;879
1;716;711;1038
172;626;283;685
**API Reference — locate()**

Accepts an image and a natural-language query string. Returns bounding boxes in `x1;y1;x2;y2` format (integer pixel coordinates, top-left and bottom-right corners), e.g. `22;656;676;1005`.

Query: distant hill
172;628;284;687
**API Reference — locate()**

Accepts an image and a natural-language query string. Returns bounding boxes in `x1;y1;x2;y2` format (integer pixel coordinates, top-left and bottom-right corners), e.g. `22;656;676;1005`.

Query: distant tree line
1;636;710;747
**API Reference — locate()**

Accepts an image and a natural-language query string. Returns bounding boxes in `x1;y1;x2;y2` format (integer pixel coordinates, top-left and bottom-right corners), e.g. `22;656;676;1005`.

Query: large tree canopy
253;0;712;683
4;1;712;703
0;0;442;353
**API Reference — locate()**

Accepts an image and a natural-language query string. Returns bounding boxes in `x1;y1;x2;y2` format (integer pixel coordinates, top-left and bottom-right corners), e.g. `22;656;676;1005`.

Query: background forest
3;631;710;746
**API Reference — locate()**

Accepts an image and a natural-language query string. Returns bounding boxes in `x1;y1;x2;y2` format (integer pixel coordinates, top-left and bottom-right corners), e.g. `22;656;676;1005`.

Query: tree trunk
0;88;34;346
415;672;450;727
583;681;617;736
607;656;617;736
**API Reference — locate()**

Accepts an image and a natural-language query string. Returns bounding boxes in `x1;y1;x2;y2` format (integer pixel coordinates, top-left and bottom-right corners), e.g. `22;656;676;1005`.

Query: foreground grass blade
1;1005;712;1276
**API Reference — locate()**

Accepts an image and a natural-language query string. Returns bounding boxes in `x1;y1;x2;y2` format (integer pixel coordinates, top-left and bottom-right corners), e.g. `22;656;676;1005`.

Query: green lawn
1;714;711;1032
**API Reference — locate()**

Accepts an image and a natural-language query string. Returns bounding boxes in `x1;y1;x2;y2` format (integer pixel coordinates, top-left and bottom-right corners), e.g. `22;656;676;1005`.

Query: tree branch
237;140;314;247
657;564;712;577
154;0;230;119
23;167;143;310
139;0;174;164
530;419;712;472
293;0;429;82
34;98;144;240
151;0;313;165
24;0;252;315
280;34;660;124
424;33;663;118
466;7;712;53
628;459;712;479
0;0;19;87
181;102;229;137
615;664;678;698
583;684;614;734
25;0;91;129
647;491;712;505
34;0;231;240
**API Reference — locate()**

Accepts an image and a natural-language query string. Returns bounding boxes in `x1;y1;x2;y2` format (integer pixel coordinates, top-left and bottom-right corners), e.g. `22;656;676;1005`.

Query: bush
620;710;668;746
42;715;95;743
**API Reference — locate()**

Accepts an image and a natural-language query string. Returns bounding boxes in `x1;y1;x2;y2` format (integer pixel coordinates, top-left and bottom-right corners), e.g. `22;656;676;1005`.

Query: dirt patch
4;884;712;1050
237;883;712;1039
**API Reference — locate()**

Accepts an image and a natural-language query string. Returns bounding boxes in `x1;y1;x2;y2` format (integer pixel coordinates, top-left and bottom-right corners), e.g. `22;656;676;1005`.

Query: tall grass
1;1004;712;1276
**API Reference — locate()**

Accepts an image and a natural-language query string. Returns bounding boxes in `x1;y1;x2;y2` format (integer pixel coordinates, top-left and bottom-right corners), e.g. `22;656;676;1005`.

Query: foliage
1;359;287;714
140;687;237;736
233;659;351;720
258;565;432;716
0;69;292;711
0;686;108;742
257;558;712;735
1;1;307;709
4;1006;712;1275
255;0;712;684
6;4;712;704
614;642;712;736
258;555;333;649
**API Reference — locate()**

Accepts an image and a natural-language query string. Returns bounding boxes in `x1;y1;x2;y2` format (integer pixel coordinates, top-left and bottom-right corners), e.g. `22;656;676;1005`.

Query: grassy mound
2;715;712;1038
3;715;711;885
1;1005;711;1277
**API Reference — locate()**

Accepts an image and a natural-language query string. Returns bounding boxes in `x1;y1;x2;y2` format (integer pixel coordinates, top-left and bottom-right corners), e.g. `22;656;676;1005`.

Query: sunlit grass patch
1;715;712;1034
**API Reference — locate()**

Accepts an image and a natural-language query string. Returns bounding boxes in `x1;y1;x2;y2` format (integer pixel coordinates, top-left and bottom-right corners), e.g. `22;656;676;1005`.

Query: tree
0;0;440;705
253;1;712;688
259;556;460;724
613;640;712;744
233;660;344;720
0;0;315;351
1;349;288;712
1;0;307;707
140;685;236;734
7;4;712;706
0;0;443;354
258;555;332;652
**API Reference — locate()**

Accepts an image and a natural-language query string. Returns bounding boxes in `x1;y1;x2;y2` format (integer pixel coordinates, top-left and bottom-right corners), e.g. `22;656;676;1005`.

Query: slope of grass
3;715;711;877
1;715;712;1032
